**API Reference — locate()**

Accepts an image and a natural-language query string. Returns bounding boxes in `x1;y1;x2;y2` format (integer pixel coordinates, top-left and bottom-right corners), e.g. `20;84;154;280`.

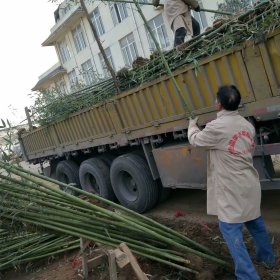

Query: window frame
81;59;96;86
119;33;138;67
192;0;208;29
91;7;105;37
146;15;170;51
98;48;115;78
109;2;128;25
58;40;71;64
68;69;78;88
72;24;87;53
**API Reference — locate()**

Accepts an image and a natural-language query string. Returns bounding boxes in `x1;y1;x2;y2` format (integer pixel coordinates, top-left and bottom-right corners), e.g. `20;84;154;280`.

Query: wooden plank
114;248;130;268
80;238;88;280
119;243;148;280
108;250;118;280
87;254;106;270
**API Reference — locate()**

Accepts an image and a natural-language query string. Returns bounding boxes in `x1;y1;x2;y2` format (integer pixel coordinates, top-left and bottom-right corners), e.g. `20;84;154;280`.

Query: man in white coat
188;85;275;280
153;0;201;46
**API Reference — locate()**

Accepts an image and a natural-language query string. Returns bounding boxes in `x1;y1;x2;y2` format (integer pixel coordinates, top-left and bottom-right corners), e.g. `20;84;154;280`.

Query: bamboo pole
131;0;194;117
0;162;231;268
0;163;214;255
99;0;234;15
0;211;200;274
0;181;224;265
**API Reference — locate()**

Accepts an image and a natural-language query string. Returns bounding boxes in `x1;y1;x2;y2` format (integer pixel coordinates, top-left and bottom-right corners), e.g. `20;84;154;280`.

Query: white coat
188;110;261;223
164;0;199;35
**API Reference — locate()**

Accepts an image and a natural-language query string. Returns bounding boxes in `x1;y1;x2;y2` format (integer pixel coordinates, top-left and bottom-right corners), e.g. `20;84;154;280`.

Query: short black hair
216;85;241;111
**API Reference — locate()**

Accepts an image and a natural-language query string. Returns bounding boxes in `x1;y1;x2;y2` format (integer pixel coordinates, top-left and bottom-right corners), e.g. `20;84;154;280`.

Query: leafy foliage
216;0;253;15
0;120;22;164
30;78;112;125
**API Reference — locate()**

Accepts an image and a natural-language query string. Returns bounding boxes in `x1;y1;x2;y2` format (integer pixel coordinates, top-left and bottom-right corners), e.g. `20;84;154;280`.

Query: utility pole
24;107;33;131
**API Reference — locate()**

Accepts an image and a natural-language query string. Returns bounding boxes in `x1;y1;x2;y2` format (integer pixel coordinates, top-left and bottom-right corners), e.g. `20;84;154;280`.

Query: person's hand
188;116;199;127
194;5;200;12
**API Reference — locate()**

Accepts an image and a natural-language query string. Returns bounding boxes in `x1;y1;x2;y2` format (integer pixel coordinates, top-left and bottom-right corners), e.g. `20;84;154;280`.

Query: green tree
216;0;253;16
217;0;253;13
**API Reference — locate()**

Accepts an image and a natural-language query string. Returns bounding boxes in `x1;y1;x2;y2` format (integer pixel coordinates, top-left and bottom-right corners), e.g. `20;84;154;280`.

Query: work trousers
174;16;200;47
219;216;275;280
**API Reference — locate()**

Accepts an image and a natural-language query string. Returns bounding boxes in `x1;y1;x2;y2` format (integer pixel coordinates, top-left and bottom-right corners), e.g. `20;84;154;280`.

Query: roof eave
32;67;67;91
42;8;85;46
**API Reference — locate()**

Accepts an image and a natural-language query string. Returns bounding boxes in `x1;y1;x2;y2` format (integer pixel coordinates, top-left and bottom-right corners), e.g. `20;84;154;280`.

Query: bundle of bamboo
0;225;79;270
0;161;230;275
31;0;280;125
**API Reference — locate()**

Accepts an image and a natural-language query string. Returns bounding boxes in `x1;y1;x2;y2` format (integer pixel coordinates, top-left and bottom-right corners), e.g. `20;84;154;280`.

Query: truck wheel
110;153;159;213
79;158;116;201
56;160;80;195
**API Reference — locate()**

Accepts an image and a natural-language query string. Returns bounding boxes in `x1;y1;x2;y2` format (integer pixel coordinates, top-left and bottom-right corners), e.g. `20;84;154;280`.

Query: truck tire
79;158;116;201
110;153;159;213
56;160;80;195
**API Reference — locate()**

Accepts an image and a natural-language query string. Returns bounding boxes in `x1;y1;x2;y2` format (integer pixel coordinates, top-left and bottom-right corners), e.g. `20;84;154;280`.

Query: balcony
32;63;66;91
42;4;85;46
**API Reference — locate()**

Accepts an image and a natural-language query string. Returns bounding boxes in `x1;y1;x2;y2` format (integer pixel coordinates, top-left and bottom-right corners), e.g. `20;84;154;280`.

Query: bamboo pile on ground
0;161;231;276
31;0;280;125
0;223;80;270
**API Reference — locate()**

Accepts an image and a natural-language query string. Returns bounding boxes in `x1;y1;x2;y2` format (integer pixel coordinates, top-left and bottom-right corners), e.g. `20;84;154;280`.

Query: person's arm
188;118;220;148
182;0;200;11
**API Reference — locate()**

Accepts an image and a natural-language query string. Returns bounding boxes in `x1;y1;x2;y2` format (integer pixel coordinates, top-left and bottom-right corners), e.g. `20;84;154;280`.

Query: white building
32;0;222;93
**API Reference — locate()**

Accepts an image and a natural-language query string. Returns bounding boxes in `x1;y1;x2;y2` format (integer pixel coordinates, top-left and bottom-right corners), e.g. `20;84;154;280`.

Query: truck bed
20;28;280;163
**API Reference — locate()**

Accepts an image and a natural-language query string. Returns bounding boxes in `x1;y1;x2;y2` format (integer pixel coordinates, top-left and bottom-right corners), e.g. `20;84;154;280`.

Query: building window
55;80;68;95
72;25;87;53
109;2;128;25
119;33;138;67
98;48;115;78
58;40;71;63
68;69;78;88
81;60;96;85
138;0;152;5
91;7;105;37
192;1;207;29
192;11;207;29
147;15;170;51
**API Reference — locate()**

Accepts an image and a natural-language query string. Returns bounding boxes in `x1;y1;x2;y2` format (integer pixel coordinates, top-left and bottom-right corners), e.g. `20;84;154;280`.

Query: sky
0;1;58;125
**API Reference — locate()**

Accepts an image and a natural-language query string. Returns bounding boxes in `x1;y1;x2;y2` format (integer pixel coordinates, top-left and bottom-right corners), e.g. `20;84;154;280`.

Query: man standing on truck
153;0;201;46
187;85;276;280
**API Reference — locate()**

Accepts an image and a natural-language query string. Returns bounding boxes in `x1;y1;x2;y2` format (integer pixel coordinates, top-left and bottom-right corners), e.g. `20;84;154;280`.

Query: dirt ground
148;189;280;232
1;189;280;280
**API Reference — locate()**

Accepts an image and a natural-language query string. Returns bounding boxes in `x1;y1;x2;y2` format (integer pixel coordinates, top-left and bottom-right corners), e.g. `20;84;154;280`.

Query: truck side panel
259;33;280;96
113;47;255;134
21;29;280;162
